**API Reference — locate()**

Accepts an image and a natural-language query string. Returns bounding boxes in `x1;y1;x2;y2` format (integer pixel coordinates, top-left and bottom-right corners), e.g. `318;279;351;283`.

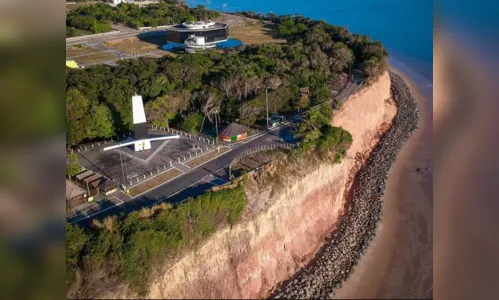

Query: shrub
66;184;247;295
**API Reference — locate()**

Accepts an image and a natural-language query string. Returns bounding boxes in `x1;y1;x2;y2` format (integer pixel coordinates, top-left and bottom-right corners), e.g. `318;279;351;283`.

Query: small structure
219;123;248;142
66;60;80;69
99;179;118;196
299;87;310;99
66;179;87;209
75;170;94;185
269;114;285;127
82;174;102;199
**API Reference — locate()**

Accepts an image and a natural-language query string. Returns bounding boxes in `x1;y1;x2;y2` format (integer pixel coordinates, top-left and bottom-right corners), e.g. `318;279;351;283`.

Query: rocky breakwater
270;71;419;299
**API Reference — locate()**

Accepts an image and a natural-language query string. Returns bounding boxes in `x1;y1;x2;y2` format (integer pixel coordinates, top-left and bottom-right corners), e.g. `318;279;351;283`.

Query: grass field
127;168;183;197
186;147;231;169
229;22;286;45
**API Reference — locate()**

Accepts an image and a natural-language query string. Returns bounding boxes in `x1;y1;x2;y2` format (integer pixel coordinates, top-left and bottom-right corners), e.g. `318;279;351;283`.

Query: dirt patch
186;147;231;169
73;52;119;65
66;45;99;58
127;168;183;197
104;37;166;55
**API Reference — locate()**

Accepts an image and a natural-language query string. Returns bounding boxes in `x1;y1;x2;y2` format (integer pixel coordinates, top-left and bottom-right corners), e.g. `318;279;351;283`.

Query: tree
181;113;203;133
145;95;176;129
328;42;354;73
66;88;92;145
265;75;282;90
89;104;115;139
66;151;81;178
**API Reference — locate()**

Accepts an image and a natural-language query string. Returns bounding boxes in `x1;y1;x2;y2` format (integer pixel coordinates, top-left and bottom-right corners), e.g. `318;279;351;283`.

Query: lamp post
118;143;126;185
265;87;269;128
215;110;219;145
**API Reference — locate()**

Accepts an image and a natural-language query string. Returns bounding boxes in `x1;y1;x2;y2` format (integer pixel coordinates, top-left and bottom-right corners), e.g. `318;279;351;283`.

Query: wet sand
334;67;433;299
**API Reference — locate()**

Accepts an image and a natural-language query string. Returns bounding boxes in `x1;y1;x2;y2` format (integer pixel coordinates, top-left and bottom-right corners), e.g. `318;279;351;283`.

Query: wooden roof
82;174;102;185
66;179;86;200
99;178;118;191
75;170;94;181
219;123;248;137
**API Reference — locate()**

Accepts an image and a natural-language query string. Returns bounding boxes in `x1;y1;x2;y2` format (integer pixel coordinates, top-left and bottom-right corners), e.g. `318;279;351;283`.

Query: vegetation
66;184;247;295
293;105;352;163
66;13;386;147
66;151;82;177
66;2;220;37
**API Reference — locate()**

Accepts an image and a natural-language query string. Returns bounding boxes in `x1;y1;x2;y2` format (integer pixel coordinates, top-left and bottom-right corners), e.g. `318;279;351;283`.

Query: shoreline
333;67;433;298
270;69;424;299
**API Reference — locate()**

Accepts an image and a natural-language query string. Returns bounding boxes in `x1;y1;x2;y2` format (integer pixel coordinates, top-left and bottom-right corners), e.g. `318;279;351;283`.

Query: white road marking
203;179;218;186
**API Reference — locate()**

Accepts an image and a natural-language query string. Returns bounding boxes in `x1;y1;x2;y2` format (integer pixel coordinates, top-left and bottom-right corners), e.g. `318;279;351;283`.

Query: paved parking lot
77;135;213;185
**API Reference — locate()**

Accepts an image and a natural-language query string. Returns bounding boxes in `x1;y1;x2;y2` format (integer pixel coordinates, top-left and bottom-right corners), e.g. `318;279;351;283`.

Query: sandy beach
334;67;433;299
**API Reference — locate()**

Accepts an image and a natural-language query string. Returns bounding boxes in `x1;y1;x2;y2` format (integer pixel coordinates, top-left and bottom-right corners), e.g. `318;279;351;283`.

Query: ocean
187;0;433;96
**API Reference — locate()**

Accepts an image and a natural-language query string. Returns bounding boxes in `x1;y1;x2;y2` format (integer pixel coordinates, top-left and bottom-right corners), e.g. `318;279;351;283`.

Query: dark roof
219;123;248;137
99;179;118;191
90;177;106;188
75;170;94;181
83;174;102;185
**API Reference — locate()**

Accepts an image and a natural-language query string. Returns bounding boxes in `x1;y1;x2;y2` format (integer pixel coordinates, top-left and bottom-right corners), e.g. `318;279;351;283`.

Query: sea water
187;0;432;96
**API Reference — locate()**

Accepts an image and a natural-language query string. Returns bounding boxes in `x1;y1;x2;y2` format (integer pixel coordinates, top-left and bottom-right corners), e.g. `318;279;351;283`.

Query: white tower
132;95;151;151
103;94;180;152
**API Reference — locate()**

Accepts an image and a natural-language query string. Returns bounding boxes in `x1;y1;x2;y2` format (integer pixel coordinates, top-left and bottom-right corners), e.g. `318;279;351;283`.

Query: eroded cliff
101;72;396;299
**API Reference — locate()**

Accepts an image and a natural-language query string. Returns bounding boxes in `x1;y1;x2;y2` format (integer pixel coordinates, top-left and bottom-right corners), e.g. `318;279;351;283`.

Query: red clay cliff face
100;72;396;299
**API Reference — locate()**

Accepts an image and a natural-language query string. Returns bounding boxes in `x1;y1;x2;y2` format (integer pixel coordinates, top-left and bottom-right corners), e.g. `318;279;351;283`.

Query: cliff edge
99;72;396;299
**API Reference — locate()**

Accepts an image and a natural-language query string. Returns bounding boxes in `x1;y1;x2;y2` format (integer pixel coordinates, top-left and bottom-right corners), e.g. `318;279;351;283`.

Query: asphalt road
71;123;295;227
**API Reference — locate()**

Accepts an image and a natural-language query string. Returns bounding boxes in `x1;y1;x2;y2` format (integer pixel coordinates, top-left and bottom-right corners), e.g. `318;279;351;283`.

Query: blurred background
434;1;499;300
0;0;498;299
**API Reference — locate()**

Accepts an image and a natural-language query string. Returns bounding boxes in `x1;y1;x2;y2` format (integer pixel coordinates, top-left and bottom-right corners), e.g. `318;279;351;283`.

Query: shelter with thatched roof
219;123;248;142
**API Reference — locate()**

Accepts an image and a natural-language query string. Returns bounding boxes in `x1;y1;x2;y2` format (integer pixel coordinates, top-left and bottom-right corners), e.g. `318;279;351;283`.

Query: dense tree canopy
66;11;387;147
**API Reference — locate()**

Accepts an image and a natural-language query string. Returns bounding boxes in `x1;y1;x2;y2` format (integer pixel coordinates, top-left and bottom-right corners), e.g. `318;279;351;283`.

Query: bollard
150;171;153;176
170;161;173;166
195;150;197;155
143;174;146;179
77;149;81;153
206;146;209;151
200;148;203;153
98;143;100;146
178;157;181;163
190;153;192;158
217;146;220;152
91;144;94;148
136;178;139;182
183;156;186;161
85;146;88;150
199;137;201;141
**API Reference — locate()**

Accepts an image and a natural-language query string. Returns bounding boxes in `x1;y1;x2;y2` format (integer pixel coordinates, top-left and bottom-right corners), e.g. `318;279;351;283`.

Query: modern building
106;0;134;6
219;123;248;142
166;21;229;52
